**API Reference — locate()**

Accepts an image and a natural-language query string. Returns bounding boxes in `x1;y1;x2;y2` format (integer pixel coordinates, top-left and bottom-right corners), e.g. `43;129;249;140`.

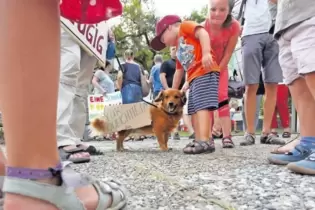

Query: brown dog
91;89;187;151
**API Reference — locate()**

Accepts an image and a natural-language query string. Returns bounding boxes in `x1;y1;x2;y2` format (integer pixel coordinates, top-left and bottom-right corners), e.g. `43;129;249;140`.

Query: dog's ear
154;90;164;102
180;91;187;105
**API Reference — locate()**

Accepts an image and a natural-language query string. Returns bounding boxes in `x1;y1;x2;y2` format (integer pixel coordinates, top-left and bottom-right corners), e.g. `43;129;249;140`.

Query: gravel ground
73;135;315;210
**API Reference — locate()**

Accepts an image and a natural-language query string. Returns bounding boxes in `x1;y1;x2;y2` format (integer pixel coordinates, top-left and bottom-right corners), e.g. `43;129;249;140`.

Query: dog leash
141;99;178;116
141;99;229;116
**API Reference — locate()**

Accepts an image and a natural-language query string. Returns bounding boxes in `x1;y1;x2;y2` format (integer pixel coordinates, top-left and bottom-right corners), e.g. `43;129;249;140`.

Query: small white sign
60;17;109;67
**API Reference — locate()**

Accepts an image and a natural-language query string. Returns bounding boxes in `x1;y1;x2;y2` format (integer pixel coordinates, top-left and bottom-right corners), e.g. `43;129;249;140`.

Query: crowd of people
0;0;314;209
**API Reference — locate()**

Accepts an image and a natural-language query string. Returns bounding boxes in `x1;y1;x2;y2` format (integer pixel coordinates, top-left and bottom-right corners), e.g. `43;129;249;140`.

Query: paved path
73;135;315;210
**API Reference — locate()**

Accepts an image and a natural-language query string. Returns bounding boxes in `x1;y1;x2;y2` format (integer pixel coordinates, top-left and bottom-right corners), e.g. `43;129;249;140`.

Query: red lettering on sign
96;35;104;55
89;96;94;103
86;25;94;44
69;22;105;59
77;24;86;35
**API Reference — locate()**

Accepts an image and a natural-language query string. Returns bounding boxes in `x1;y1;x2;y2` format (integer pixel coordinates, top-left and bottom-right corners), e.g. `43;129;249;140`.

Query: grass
135;163;236;210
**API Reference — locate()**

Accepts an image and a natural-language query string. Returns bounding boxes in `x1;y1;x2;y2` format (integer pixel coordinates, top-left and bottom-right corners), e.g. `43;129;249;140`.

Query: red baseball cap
150;15;181;51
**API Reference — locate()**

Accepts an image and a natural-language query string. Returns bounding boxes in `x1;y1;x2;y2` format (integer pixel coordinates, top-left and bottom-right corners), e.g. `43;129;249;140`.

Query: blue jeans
121;84;143;104
242;95;263;131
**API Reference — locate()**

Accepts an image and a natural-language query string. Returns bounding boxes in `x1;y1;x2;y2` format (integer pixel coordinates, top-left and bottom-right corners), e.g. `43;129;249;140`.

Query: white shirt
242;0;272;37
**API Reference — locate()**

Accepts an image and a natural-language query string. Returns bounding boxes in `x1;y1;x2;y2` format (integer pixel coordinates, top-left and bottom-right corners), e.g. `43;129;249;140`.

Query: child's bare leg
196;110;211;141
192;114;200;139
0;1;113;209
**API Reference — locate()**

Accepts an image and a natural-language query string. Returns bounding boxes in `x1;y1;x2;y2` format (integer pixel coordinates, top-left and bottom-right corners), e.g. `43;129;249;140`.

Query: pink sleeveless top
204;18;240;67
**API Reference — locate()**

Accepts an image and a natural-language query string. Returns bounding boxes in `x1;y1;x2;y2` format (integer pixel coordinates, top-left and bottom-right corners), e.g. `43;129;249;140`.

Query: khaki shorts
278;16;315;85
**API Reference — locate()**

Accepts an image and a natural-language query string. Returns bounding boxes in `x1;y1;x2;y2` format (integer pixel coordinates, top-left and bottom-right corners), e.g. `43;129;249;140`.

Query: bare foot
272;138;300;154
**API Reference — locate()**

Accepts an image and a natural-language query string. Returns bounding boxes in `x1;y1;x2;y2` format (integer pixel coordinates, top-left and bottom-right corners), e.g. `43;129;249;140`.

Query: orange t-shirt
175;21;220;83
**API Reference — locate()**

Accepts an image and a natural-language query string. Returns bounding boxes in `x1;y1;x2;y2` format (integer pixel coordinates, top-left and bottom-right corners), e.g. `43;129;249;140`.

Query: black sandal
183;140;215;154
212;130;223;139
282;131;291;138
222;136;235;148
77;145;104;155
58;146;91;164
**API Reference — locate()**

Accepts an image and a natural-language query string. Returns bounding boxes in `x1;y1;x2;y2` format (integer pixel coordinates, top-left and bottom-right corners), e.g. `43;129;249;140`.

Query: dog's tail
89;118;107;136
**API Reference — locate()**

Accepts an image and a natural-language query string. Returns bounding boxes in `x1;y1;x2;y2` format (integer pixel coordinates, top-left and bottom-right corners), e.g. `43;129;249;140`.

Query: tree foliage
184;5;208;23
113;1;208;71
113;0;157;70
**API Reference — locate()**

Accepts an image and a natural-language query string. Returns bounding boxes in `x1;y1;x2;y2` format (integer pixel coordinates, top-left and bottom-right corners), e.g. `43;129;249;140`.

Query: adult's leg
56;29;90;162
242;97;246;131
260;33;284;145
68;49;96;144
286;17;315;174
0;1;126;209
268;21;315;168
57;28;81;147
254;95;263;130
271;109;278;133
240;34;263;145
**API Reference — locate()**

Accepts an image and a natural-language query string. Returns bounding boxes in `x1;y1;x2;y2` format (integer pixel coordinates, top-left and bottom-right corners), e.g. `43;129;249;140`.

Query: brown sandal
282;131;291;138
222;136;235;148
183;140;215;154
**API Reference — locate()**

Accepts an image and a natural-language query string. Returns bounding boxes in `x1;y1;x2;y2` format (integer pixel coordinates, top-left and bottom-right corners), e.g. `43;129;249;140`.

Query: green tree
113;0;157;70
185;5;208;23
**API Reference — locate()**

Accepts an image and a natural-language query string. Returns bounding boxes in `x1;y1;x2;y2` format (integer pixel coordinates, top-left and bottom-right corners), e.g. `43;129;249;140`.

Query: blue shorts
187;72;219;115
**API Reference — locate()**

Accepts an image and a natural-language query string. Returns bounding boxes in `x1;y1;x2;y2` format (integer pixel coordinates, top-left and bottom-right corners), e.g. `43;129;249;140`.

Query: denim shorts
121;84;143;104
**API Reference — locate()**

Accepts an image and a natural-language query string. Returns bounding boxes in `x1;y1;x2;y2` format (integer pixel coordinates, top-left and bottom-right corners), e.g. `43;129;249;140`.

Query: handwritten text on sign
61;17;108;66
88;92;122;121
102;102;149;132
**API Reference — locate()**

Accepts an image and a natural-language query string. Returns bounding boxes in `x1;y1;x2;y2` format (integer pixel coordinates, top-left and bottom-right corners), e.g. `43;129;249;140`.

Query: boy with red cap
150;15;220;154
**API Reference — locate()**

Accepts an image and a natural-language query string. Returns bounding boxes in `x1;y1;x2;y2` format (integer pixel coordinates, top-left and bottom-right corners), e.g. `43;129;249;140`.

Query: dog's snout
168;102;174;107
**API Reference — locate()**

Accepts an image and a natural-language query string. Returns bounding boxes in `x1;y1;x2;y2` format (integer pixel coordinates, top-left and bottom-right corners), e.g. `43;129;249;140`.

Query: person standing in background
204;0;241;148
92;60;115;95
106;27;116;64
117;49;143;104
271;82;291;138
160;46;186;140
149;54;164;98
57;28;103;164
160;47;186;91
239;0;284;146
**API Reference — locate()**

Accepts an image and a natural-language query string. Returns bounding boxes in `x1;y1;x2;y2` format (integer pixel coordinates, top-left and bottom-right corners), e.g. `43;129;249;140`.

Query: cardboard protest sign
101;102;151;133
88;92;152;133
60;17;109;67
88;92;122;121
